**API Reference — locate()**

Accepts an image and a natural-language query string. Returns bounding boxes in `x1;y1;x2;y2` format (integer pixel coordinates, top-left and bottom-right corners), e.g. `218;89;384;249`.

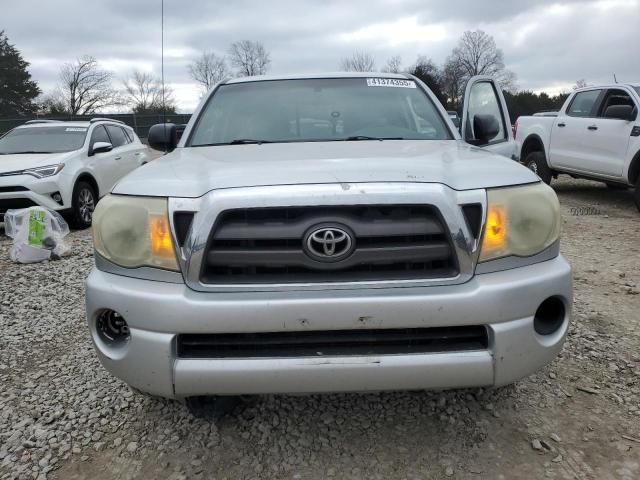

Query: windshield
189;78;452;146
0;126;88;154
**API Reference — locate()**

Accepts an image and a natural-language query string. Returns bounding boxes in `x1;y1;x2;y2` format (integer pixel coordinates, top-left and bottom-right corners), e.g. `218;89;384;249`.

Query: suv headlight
24;164;65;178
479;182;561;263
92;195;179;271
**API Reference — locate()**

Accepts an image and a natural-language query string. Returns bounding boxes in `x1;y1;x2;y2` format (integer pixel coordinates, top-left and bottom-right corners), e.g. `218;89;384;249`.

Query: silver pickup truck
86;73;572;408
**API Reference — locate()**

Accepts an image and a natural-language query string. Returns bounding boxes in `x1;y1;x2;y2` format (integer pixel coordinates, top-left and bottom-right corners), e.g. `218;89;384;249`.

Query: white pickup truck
515;83;640;211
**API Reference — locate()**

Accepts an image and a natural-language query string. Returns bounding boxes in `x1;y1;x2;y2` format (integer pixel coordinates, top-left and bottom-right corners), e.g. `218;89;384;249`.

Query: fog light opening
96;310;130;345
534;297;565;335
51;192;63;205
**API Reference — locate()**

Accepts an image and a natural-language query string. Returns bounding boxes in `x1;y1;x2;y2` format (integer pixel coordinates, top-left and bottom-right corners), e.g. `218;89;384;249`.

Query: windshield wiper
193;139;273;147
342;136;405;141
228;139;272;145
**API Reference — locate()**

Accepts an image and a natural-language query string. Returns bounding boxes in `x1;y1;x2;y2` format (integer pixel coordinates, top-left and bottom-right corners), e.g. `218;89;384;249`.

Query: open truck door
461;75;517;160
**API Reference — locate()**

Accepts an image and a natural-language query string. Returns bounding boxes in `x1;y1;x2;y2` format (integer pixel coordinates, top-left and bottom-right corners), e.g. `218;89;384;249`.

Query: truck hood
113;140;538;197
0;151;75;173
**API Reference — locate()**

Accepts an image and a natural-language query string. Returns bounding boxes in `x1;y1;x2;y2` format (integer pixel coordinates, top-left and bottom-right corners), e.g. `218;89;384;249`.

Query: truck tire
524;151;553;185
69;181;97;229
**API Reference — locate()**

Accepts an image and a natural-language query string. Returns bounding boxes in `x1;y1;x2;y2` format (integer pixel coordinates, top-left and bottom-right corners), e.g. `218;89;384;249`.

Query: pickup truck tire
185;395;255;419
524;152;552;185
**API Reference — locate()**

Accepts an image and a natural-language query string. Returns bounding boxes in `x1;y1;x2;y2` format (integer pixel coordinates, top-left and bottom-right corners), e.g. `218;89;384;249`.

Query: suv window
465;81;506;144
123;128;135;143
90;125;110;147
106;125;127;148
567;90;601;117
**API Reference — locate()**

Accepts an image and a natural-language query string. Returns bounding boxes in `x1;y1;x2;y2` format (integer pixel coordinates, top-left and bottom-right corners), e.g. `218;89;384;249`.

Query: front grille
0;198;37;215
177;326;488;359
0;186;29;193
201;205;458;284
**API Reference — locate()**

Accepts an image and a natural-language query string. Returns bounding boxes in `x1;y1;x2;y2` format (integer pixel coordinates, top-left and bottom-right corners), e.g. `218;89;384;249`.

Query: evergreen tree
0;30;40;116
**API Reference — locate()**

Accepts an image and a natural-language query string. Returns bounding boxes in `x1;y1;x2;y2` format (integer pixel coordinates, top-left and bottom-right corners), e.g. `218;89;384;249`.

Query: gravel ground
1;177;639;480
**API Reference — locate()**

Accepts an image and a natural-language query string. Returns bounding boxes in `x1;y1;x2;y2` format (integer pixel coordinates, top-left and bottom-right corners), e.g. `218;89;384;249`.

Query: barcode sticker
367;78;416;88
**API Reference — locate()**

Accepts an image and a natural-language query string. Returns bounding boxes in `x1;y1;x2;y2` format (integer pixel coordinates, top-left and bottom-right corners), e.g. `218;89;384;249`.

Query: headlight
24;164;65;178
479;182;561;263
92;195;179;271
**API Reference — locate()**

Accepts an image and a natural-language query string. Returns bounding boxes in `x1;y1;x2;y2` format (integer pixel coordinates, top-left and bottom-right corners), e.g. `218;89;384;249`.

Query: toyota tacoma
85;73;572;406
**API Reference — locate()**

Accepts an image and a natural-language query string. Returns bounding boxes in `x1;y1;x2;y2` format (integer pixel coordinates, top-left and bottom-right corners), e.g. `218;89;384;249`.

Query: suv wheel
524;151;552;185
70;181;96;229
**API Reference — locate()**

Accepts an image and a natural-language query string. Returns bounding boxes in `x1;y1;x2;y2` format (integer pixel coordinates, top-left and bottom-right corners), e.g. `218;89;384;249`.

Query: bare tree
122;70;175;113
36;91;68;116
340;52;376;72
228;40;271;77
58;56;118;114
408;56;446;105
441;56;466;109
382;56;402;73
447;30;517;92
573;79;589;90
188;52;229;92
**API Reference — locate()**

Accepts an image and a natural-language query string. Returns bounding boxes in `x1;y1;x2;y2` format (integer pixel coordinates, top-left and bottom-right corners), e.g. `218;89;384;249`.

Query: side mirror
92;141;113;155
603;104;636;121
148;123;178;152
472;114;500;145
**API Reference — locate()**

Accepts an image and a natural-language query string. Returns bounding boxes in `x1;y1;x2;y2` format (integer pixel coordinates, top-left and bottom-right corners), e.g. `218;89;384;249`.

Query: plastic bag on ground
4;207;71;263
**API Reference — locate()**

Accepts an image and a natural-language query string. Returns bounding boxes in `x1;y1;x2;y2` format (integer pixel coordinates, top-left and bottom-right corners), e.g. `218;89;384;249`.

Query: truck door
548;88;604;173
460;76;517;159
587;88;636;177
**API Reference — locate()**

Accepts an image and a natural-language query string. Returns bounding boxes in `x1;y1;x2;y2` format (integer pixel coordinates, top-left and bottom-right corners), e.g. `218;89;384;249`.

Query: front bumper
85;255;572;399
0;174;67;217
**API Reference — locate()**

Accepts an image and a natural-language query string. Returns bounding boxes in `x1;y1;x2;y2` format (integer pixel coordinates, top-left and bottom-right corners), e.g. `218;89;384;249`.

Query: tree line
1;29;579;120
339;30;570;116
0;32;271;117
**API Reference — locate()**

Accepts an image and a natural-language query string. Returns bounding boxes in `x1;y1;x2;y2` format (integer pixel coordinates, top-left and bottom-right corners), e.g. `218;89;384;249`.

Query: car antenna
613;73;618;84
161;0;168;153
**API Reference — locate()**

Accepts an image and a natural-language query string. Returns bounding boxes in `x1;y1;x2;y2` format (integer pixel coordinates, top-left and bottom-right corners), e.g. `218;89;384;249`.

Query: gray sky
3;0;639;112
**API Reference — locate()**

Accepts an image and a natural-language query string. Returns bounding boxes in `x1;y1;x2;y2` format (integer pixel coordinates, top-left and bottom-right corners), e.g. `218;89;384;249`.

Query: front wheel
70;181;96;229
524;151;553;185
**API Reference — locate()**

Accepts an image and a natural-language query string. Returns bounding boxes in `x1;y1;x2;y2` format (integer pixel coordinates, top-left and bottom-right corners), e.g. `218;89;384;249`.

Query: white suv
0;119;152;228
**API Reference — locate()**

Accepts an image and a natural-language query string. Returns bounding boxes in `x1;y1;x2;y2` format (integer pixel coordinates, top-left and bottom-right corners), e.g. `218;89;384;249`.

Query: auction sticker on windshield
367;78;416;88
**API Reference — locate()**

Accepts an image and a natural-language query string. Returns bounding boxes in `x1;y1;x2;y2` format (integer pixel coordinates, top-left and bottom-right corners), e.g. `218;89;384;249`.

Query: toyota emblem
304;225;354;262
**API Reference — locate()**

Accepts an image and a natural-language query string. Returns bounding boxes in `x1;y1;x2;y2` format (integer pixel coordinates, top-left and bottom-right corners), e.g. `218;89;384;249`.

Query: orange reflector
482;204;507;255
149;215;175;258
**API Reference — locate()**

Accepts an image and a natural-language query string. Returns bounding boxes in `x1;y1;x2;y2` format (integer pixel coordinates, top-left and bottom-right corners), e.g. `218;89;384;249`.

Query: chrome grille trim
169;183;486;292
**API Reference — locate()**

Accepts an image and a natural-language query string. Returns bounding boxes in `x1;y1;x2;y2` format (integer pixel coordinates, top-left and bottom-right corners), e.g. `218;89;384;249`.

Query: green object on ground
28;210;46;247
